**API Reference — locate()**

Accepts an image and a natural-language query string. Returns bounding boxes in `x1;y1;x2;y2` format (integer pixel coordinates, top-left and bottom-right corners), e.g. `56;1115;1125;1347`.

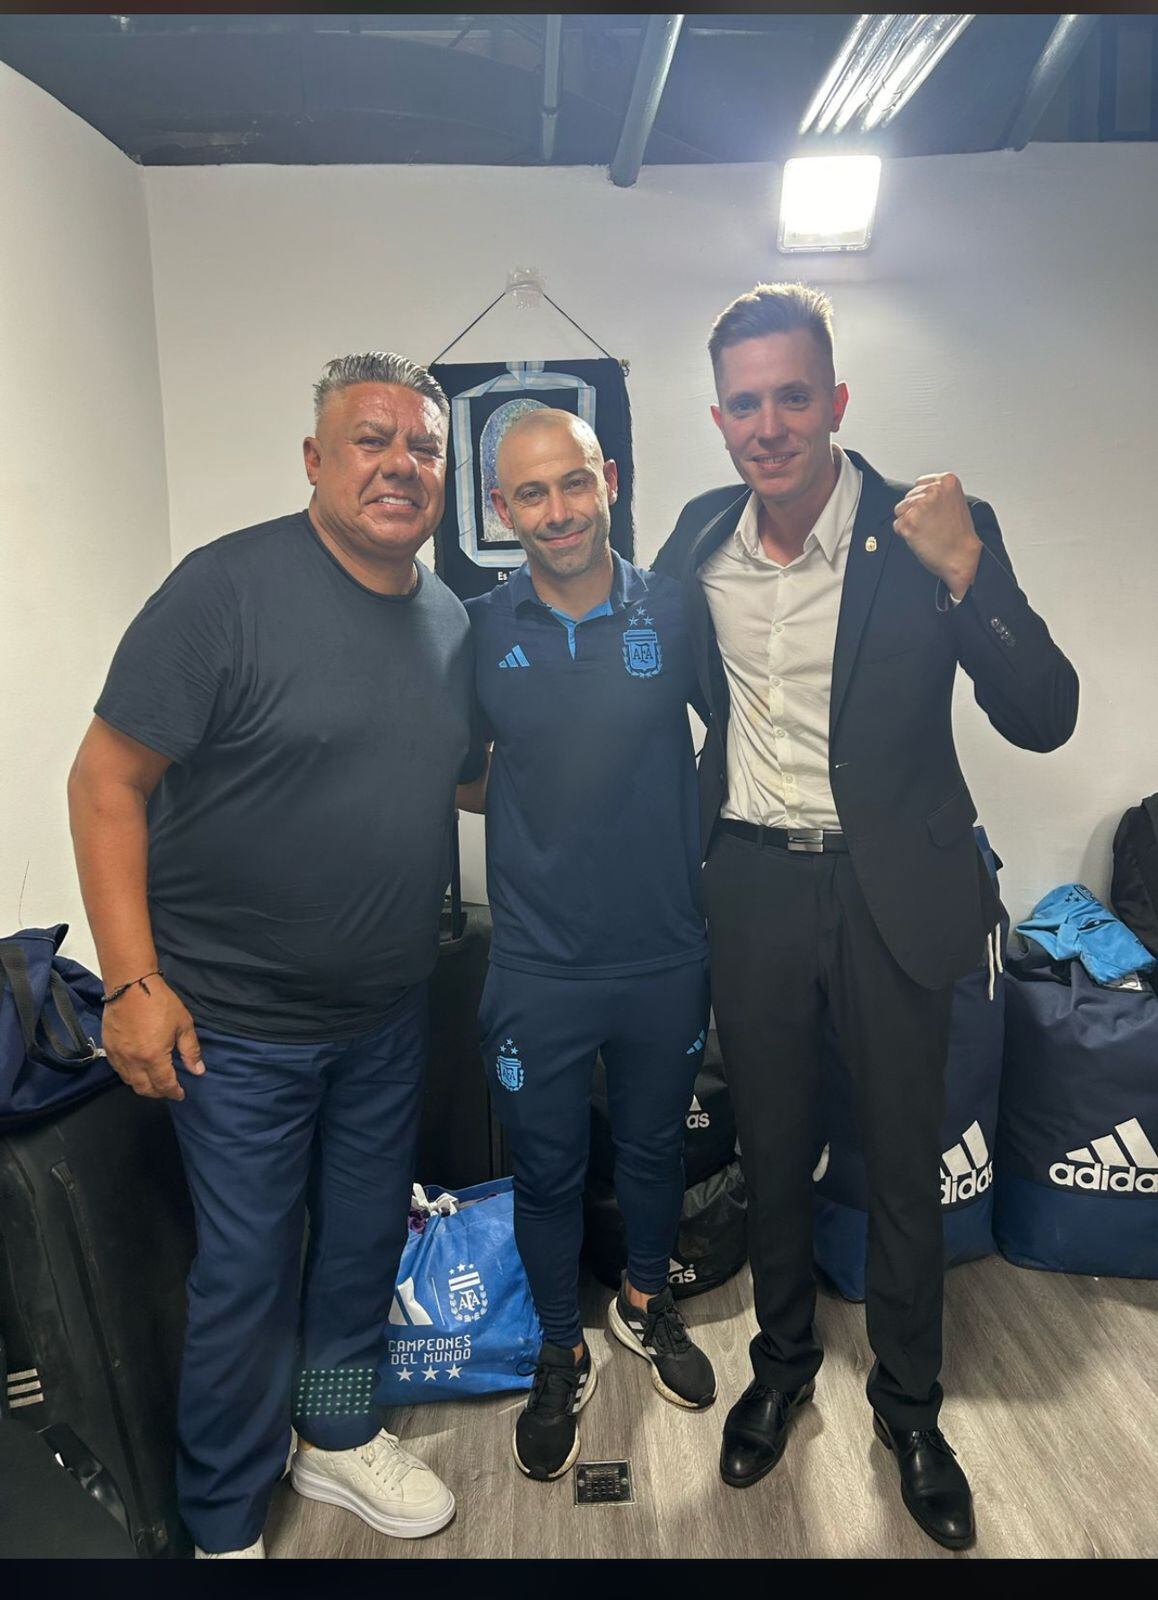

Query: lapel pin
865;536;878;553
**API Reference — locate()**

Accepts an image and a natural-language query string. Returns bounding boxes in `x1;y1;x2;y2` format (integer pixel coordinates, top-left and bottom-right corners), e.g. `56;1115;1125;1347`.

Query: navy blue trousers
168;984;427;1553
479;959;709;1347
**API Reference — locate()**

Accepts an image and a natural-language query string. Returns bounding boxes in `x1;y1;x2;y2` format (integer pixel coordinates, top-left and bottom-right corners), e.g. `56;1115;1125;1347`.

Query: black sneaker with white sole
513;1340;597;1481
608;1278;716;1409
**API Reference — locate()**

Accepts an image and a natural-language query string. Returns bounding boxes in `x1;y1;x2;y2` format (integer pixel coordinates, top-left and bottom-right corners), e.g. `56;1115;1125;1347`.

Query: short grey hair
312;352;450;428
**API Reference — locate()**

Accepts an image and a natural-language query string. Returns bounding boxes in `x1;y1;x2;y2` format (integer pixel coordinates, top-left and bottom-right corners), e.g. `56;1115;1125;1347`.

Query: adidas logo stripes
1049;1117;1158;1194
5;1367;43;1410
668;1257;697;1286
940;1120;993;1206
498;645;531;670
1064;1116;1158;1167
571;1365;592;1411
686;1093;710;1131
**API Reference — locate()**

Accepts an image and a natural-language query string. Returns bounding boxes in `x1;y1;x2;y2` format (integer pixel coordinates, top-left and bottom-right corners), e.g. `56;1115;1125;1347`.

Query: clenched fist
893;473;983;599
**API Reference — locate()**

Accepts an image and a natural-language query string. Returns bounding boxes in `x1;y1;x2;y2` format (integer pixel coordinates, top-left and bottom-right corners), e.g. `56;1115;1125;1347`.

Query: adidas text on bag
686;1093;710;1132
1048;1117;1158;1195
668;1256;697;1288
940;1122;993;1206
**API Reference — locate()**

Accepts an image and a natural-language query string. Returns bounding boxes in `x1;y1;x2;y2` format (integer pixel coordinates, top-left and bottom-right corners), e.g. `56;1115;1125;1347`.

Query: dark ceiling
0;13;1153;170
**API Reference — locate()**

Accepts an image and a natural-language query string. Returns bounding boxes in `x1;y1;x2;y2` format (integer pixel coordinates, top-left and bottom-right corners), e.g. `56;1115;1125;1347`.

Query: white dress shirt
699;447;863;831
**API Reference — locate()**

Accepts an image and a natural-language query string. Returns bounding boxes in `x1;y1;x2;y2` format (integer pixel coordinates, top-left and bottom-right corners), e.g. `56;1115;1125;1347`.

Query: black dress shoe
719;1379;815;1488
872;1413;976;1549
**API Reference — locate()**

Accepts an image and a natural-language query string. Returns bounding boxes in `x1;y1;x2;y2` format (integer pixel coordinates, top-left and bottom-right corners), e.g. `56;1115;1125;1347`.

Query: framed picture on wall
431;356;635;601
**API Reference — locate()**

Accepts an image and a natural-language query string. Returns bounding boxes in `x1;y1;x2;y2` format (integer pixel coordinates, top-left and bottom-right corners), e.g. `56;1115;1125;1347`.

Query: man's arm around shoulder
455;745;491;814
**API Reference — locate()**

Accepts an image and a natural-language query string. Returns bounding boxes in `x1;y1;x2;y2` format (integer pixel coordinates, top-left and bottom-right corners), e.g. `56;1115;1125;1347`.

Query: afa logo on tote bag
376;1178;541;1405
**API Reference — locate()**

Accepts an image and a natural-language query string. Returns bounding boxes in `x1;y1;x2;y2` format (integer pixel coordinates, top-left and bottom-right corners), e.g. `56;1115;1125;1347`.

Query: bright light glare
778;156;882;253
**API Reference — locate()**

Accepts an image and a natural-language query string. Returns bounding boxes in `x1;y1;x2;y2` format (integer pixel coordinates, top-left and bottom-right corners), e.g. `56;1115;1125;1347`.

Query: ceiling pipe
540;14;563;162
1002;13;1099;150
610;13;684;188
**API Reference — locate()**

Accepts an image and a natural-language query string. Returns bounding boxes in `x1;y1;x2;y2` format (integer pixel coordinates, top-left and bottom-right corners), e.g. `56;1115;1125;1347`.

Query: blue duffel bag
994;958;1158;1278
375;1178;542;1405
812;828;1006;1301
0;926;112;1129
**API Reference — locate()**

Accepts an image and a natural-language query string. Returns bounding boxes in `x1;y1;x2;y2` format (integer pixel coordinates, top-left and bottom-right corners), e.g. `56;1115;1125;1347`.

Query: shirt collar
511;549;639;614
734;446;862;568
507;560;538;611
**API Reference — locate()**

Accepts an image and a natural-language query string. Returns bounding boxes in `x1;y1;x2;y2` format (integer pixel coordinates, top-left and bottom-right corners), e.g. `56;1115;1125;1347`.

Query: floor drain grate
574;1460;634;1505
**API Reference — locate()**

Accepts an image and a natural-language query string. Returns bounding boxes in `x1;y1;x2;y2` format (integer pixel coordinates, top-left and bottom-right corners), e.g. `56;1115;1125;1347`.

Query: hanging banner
430;356;635;601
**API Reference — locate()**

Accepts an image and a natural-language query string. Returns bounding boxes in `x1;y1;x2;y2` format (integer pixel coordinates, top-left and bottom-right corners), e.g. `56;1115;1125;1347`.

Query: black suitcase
419;900;509;1189
0;1084;196;1558
0;1415;136;1559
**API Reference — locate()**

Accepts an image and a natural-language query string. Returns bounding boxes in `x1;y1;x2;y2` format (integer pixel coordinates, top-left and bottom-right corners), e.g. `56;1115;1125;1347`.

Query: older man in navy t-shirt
70;354;480;1557
461;410;716;1483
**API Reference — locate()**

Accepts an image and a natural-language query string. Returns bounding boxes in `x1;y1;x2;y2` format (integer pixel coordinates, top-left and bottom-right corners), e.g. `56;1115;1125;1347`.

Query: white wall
143;146;1157;924
0;64;170;969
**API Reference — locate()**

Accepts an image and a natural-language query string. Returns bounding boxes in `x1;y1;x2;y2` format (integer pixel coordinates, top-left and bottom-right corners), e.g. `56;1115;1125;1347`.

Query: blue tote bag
376;1178;542;1405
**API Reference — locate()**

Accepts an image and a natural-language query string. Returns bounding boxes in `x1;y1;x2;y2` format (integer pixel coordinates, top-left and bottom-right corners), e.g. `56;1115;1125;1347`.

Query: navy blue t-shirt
96;512;482;1041
466;554;707;979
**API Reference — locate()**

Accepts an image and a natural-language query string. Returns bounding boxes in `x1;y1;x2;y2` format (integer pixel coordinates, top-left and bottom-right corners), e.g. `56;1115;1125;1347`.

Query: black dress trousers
702;828;954;1431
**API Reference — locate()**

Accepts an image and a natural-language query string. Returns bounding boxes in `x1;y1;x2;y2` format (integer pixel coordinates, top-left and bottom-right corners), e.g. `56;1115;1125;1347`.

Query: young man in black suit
654;283;1078;1548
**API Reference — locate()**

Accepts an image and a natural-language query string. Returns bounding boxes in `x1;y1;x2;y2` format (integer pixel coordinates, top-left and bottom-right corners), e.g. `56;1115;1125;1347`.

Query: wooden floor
266;1255;1158;1560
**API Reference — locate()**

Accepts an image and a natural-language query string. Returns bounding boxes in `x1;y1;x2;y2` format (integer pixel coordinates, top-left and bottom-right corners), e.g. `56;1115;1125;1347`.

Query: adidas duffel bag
1;926;113;1130
582;1159;747;1300
812;827;1005;1301
994;959;1158;1278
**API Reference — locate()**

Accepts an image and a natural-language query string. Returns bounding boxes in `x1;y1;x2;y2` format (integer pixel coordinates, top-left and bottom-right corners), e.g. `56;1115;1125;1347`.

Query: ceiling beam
1002;14;1100;150
540;14;562;161
609;14;684;188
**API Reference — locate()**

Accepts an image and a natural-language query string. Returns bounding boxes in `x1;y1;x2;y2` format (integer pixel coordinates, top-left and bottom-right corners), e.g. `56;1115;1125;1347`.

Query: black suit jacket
653;449;1079;990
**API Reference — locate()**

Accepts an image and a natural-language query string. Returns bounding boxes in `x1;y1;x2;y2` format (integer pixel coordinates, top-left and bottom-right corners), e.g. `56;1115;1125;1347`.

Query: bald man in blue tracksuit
459;409;717;1482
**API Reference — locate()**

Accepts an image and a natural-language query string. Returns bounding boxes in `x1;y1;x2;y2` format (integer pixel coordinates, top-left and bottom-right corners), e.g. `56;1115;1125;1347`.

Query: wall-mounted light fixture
777;155;882;253
780;16;973;253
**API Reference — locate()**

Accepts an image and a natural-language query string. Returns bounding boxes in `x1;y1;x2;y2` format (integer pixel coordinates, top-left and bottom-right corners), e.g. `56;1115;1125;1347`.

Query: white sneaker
290;1431;455;1539
195;1535;266;1559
